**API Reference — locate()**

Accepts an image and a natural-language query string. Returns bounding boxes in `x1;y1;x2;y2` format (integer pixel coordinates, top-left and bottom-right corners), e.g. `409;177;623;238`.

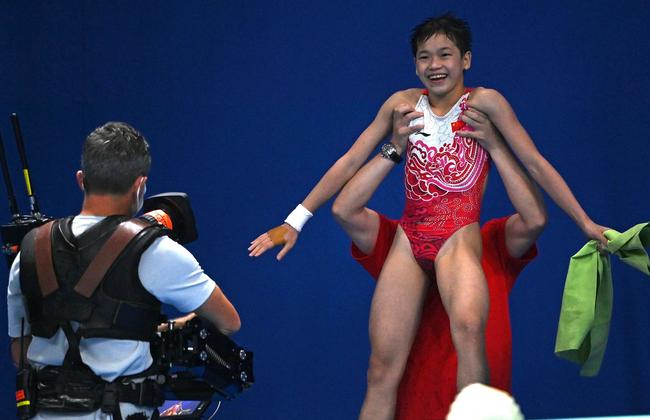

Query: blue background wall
1;1;649;418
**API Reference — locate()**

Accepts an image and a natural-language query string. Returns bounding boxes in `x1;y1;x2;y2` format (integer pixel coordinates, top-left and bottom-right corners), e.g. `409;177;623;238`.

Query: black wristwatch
380;142;403;164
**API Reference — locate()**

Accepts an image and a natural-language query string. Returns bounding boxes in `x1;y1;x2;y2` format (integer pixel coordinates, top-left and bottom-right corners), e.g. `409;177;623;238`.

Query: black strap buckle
101;382;119;414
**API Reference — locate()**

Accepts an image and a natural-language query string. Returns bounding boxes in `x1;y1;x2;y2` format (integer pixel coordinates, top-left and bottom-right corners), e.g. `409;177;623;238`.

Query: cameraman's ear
76;171;85;191
131;175;147;191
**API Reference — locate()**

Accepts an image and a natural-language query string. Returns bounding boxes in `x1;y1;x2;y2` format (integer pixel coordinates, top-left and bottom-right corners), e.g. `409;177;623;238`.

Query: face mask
136;182;147;214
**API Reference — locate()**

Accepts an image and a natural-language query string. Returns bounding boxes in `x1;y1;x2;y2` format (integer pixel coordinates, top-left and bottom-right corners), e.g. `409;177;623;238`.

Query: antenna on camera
0;130;20;220
10;113;42;218
0;114;51;266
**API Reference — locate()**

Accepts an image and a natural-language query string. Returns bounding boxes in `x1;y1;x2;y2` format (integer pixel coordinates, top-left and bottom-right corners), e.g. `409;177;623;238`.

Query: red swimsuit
400;89;490;273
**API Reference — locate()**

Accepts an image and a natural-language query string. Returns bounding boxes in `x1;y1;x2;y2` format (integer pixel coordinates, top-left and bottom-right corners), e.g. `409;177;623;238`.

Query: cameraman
7;122;240;419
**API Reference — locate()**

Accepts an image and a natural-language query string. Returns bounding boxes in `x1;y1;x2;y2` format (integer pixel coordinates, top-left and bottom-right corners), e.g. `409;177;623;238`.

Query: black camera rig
154;317;254;401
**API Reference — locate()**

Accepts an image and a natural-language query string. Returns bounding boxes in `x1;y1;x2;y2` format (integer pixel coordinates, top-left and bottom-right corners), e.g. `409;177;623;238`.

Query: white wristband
284;204;313;232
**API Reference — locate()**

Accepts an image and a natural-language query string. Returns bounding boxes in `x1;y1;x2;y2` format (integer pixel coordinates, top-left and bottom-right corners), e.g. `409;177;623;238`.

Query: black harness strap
60;321;84;368
34;221;57;297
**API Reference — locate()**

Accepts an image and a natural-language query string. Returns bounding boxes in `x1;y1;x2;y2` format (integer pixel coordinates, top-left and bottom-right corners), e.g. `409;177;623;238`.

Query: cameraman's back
8;122;240;419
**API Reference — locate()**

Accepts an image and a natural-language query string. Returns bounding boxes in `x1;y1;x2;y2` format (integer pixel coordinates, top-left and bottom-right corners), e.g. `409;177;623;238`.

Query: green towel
554;222;650;376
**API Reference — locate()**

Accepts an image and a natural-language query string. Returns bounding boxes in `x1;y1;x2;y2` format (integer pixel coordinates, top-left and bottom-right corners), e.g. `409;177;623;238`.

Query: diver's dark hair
410;12;472;56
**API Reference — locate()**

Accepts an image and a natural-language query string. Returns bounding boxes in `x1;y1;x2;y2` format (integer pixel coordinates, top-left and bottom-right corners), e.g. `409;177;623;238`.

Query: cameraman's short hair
81;122;151;194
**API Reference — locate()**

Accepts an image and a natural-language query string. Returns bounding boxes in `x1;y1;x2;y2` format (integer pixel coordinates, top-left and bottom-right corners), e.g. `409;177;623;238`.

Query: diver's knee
366;352;402;389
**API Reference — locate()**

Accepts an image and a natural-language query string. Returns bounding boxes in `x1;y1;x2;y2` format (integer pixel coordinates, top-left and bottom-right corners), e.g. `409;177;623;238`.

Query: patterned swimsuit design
400;89;490;274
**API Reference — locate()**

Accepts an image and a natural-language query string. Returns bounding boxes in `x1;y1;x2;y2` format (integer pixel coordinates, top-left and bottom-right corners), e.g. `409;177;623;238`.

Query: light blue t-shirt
7;215;216;382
